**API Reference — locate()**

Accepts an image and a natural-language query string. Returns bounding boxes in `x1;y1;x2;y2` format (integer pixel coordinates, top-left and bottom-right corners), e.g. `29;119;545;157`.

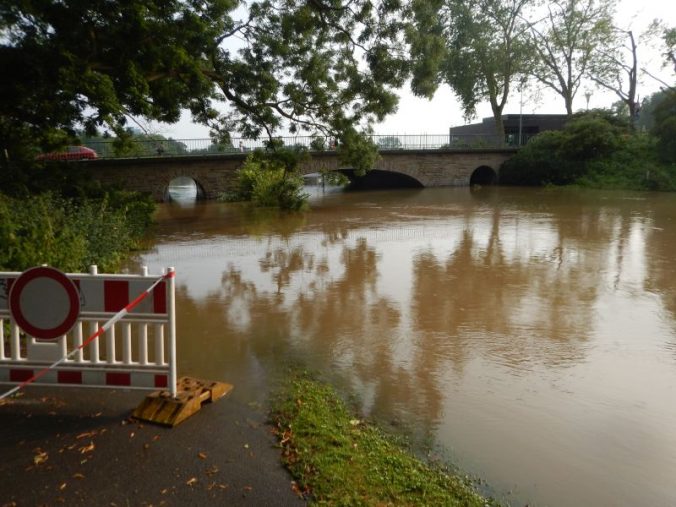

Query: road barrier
0;265;177;398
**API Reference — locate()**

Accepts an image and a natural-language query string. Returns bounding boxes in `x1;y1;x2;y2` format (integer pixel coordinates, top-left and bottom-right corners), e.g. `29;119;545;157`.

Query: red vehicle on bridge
36;146;98;161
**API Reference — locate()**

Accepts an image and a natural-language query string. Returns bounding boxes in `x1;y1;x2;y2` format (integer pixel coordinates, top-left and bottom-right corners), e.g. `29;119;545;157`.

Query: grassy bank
270;374;490;506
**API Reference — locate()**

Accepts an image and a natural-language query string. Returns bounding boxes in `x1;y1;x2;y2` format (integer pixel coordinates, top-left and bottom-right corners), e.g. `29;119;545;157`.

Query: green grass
270;374;490;506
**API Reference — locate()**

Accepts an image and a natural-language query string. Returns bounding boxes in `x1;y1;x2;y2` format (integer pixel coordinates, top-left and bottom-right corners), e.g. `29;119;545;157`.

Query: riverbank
270;373;491;506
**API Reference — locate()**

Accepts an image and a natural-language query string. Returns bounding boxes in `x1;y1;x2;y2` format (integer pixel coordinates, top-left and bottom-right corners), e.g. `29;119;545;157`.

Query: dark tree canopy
1;0;408;172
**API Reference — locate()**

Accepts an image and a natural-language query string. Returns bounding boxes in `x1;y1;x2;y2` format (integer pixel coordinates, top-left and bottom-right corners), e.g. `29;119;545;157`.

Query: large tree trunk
493;114;505;146
565;91;574;116
490;99;505;146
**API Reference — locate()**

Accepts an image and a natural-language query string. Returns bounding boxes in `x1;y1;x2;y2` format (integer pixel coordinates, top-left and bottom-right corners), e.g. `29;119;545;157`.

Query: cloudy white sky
157;0;675;139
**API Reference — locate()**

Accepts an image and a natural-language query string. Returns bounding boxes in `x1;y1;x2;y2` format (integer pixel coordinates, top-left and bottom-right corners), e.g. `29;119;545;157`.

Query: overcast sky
156;0;675;139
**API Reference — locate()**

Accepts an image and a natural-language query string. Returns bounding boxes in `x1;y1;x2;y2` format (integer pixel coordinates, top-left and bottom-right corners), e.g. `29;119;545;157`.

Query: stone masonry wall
85;149;516;201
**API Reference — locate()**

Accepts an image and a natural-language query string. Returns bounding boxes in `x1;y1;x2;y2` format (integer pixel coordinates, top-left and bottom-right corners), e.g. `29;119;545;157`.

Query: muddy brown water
131;186;676;506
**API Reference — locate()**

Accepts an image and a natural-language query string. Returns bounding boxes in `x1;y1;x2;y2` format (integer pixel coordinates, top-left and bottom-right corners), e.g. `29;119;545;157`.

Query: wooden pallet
132;376;233;427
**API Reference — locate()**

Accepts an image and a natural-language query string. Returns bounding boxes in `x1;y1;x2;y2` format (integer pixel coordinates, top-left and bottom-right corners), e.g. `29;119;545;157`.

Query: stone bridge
85;148;517;201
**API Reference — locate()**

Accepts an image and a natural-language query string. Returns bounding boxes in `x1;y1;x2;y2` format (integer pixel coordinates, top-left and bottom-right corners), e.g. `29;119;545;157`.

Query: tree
1;1;225;152
1;0;408;174
664;27;676;74
636;89;672;131
377;136;403;149
652;90;676;162
588;29;639;128
527;0;616;115
409;0;534;143
638;23;675;91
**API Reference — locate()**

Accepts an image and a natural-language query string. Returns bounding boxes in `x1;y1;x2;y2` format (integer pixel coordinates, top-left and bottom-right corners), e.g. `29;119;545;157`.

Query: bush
0;192;155;272
500;130;580;185
559;116;624;160
223;153;309;210
499;111;676;190
652;90;676;163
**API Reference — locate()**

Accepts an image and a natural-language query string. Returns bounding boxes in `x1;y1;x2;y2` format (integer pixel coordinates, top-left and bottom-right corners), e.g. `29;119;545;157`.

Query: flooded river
133;186;676;506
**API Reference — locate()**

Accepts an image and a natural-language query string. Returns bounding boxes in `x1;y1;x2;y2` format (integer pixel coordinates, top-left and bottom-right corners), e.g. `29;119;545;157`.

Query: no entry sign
9;266;80;340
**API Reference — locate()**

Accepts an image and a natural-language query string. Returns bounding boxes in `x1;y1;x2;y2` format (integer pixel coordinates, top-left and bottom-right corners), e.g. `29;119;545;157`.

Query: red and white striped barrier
0;266;177;398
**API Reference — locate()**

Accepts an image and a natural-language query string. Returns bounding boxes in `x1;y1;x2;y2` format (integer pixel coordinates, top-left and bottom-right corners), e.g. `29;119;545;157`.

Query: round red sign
9;266;80;340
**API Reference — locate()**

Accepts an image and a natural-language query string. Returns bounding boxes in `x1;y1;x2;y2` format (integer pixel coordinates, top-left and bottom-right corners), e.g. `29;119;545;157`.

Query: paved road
0;386;305;506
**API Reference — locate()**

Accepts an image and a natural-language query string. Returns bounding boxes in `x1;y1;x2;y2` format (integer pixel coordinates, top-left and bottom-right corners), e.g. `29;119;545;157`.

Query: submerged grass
270;373;490;506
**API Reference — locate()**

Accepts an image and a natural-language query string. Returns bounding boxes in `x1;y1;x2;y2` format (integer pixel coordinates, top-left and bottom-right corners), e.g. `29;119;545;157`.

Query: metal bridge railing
83;134;521;160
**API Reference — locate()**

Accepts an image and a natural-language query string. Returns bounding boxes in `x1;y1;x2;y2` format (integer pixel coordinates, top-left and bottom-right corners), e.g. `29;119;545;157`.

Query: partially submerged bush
223;149;309;210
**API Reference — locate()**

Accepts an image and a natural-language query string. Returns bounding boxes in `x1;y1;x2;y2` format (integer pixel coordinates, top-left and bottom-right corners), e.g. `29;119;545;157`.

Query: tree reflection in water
141;187;676;507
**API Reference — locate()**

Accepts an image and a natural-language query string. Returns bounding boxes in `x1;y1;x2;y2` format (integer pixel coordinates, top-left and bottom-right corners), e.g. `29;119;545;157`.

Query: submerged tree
0;0;408;173
408;0;534;144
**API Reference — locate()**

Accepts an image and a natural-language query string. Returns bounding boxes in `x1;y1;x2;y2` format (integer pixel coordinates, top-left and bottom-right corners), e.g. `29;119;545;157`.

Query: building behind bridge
448;114;568;147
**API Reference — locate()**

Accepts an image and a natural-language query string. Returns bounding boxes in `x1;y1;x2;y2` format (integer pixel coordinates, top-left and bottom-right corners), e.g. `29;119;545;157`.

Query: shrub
499;111;676;190
224;153;309;210
559;116;624;160
0;192;155;272
500;130;580;185
652;90;676;163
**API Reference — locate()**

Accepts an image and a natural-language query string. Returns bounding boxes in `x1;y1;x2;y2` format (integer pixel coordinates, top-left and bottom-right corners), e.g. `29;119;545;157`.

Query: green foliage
1;0;408;175
320;169;350;186
501;130;580;185
663;26;676;73
527;0;617;115
376;136;403;149
559;115;625;160
270;374;489;506
501;111;676;190
576;134;675;190
0;155;156;272
80;130;189;158
637;90;673;131
0;192;154;272
1;0;226;157
309;137;326;152
409;0;534;140
224;153;309;211
336;130;380;176
652;90;676;163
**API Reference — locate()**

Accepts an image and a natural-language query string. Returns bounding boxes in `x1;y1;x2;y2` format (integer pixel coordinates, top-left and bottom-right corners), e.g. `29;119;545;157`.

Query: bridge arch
469;165;498;186
338;168;424;189
165;175;207;202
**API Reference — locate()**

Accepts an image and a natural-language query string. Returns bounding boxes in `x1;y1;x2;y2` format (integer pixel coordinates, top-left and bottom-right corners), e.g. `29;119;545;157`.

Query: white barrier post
89;265;100;364
168;267;177;398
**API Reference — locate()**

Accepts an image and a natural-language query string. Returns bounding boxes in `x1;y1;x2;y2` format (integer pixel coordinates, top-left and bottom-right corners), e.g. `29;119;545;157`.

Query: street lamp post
518;80;524;146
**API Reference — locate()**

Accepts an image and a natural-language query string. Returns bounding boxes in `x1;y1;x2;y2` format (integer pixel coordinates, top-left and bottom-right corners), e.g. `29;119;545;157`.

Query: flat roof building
448;114;568;146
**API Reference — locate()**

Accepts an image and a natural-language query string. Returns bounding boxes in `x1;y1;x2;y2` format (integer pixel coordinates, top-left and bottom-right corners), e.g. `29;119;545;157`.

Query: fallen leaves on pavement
79;441;95;454
33;449;48;465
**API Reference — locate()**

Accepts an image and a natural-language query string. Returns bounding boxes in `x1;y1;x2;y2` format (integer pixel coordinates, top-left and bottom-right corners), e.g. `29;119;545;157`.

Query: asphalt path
0;386;305;506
